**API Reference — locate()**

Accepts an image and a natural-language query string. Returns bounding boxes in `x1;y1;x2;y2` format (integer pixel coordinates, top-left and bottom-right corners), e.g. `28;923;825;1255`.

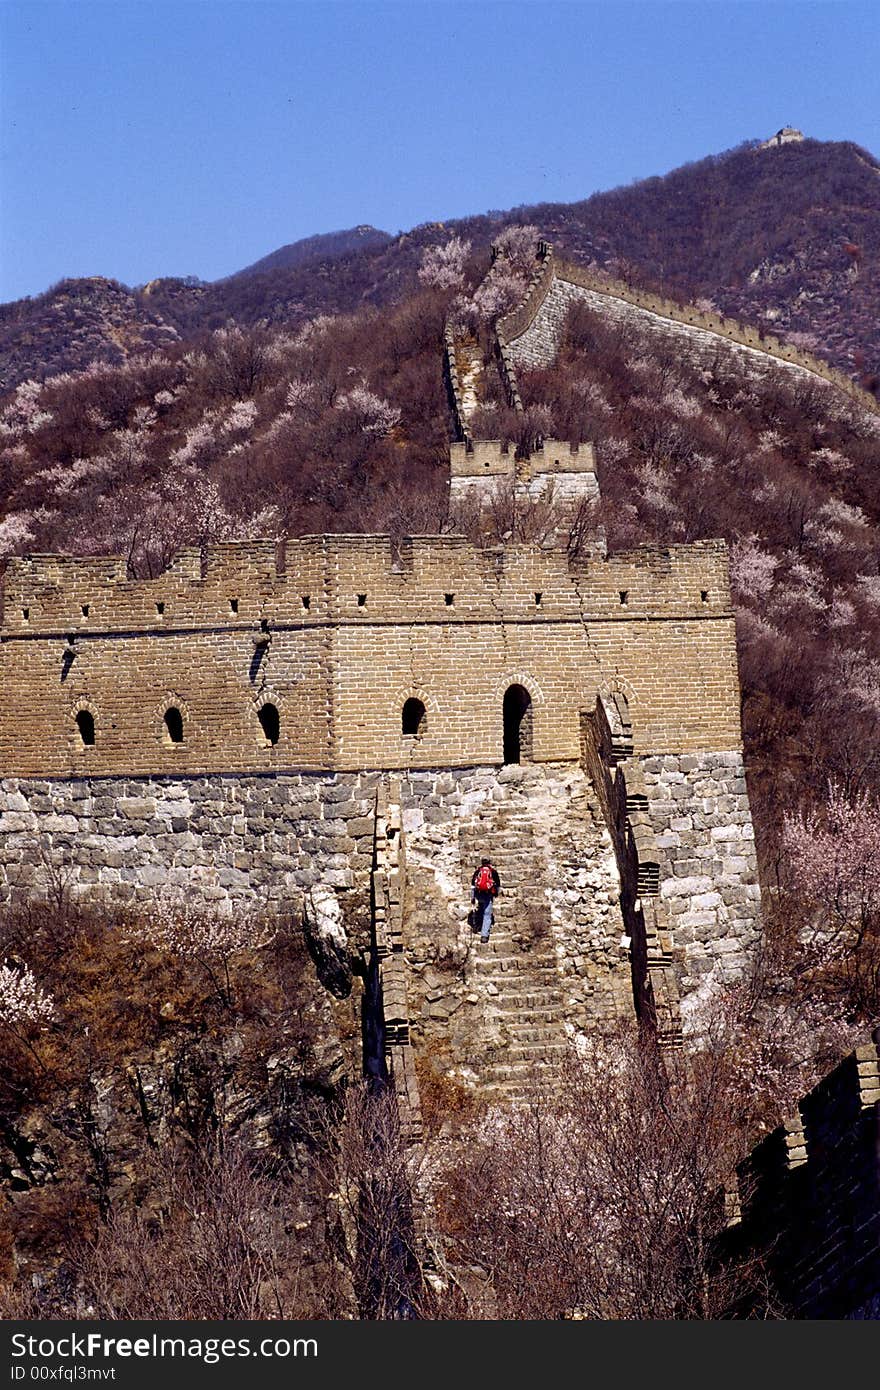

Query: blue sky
1;0;878;301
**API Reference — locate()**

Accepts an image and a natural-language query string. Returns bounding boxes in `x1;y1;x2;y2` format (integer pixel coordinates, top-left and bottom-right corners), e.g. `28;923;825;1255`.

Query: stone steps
472;954;558;973
489;1004;561;1024
490;993;564;1012
485;1048;569;1071
456;775;575;1102
486;1022;566;1045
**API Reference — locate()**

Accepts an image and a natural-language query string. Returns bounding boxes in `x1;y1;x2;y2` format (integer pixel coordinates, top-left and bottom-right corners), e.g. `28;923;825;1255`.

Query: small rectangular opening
444;592;454;606
230;598;239;614
700;589;709;603
301;595;311;611
81;604;90;617
619;590;628;606
21;607;29;622
357;593;366;607
156;602;165;615
534;592;542;606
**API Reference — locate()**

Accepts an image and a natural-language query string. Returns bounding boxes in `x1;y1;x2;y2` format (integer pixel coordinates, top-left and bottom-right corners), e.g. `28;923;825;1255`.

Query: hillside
536;137;880;384
0;278;187;391
2;144;880;1322
225;224;393;280
2;135;879;393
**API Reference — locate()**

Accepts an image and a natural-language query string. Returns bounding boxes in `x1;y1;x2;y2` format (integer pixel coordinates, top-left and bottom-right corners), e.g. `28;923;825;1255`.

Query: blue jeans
474;891;494;941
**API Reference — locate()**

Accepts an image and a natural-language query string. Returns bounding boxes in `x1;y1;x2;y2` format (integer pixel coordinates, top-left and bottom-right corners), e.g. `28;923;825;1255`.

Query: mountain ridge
1;135;878;393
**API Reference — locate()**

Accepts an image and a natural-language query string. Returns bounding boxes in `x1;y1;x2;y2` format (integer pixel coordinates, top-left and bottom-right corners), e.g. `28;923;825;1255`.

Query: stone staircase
458;789;570;1103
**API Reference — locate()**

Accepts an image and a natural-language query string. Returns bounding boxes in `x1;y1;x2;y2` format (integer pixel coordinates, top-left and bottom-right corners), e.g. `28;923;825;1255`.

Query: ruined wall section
398;763;633;1096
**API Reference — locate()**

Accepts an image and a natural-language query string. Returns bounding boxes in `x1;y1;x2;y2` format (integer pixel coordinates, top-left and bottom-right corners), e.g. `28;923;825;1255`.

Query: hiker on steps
471;857;501;944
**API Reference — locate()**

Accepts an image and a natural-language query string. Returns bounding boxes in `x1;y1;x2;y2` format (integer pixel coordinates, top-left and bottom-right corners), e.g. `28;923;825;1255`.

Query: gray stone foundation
0;773;380;915
640;752;762;1022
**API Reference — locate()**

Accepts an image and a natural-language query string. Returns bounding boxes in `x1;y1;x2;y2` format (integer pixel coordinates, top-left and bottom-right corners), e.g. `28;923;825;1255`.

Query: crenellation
730;1032;880;1317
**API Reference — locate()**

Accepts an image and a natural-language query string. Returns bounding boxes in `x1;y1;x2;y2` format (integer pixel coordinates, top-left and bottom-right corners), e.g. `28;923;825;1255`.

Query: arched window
401;697;427;738
75;709;95;746
163;707;184;744
258;702;280;746
503;684;532;764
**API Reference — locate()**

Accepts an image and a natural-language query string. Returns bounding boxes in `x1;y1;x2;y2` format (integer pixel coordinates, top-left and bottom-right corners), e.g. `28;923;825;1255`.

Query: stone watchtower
0;532;762;1102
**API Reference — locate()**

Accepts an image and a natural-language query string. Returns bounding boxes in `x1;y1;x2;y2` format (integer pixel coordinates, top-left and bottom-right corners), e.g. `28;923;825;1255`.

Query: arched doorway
163;706;184;744
74;709;95;746
503;684;532;764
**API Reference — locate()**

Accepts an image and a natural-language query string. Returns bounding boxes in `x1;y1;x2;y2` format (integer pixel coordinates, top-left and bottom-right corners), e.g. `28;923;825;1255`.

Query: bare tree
431;1032;780;1319
303;1081;429;1319
73;1137;302;1319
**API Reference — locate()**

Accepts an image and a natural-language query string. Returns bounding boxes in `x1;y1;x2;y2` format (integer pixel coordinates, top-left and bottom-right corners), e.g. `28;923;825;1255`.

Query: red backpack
474;865;494;893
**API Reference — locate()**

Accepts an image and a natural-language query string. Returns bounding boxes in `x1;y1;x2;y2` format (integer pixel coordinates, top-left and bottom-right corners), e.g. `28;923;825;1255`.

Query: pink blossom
491;224;540;271
121;900;275;959
729;536;779;602
335;384;401;438
782;782;880;949
0;380;53;437
418;236;471;291
0;513;36;556
224;399;258;434
0;963;55;1029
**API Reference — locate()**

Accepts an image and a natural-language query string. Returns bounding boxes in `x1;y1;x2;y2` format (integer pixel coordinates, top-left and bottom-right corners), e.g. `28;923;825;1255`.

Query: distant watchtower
759;127;805;149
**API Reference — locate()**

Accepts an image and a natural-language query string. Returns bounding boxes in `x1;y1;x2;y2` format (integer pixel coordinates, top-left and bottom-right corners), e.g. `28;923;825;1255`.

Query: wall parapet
1;533;731;632
495;245;879;416
0;534;743;778
449;437;595;482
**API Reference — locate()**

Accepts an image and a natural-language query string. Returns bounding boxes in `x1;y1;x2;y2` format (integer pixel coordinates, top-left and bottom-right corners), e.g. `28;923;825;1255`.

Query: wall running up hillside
497;248;879;416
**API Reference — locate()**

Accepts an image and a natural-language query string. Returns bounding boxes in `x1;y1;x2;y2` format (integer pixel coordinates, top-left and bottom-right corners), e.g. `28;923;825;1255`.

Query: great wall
1;240;878;1314
444;241;879;447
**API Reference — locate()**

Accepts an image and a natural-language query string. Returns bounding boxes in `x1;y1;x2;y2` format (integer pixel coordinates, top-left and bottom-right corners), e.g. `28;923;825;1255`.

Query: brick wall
730;1035;880;1317
0;535;744;776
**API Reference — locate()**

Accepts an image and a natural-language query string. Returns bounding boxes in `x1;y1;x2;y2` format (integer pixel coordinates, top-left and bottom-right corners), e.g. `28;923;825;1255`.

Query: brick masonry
0;535;745;776
729;1034;880;1317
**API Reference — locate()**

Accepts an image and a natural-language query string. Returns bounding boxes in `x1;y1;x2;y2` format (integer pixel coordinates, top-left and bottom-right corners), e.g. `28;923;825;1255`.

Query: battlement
449;437;596;482
0;534;730;633
496;245;879;417
449;439;514;477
